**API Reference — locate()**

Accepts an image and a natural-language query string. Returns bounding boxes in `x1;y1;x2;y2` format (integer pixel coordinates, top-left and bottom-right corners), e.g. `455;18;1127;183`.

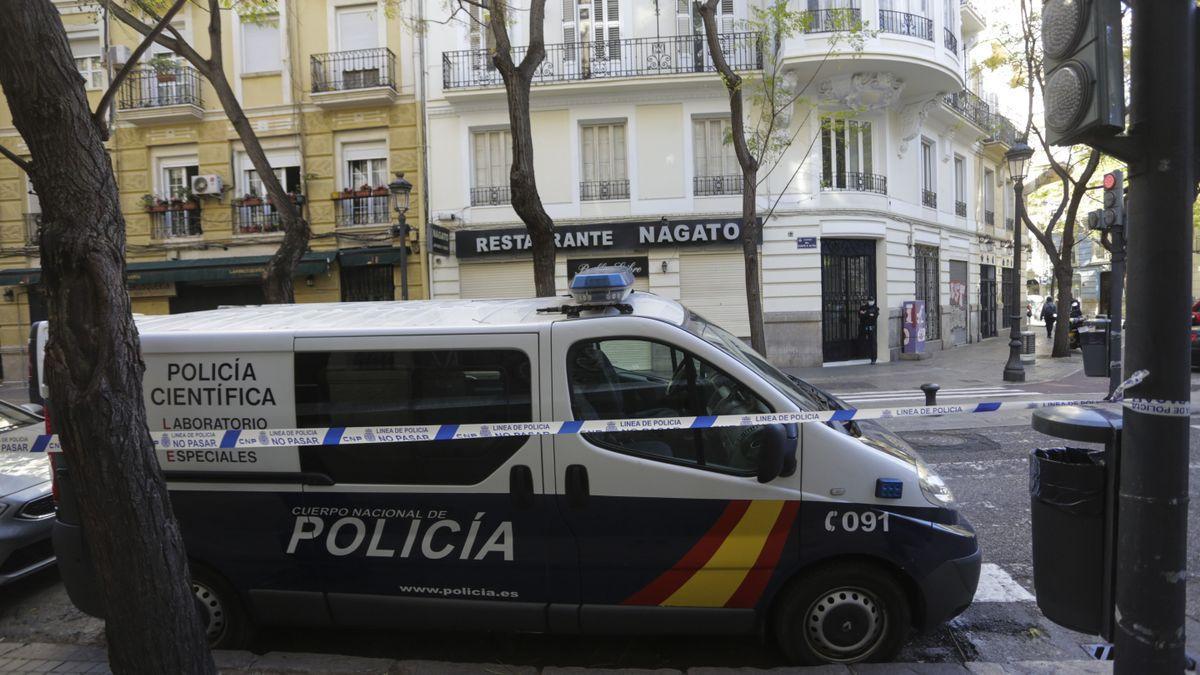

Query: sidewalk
0;642;1114;675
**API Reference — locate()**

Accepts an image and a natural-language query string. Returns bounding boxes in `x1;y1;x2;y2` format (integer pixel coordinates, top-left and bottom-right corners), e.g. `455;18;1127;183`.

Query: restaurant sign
455;218;760;259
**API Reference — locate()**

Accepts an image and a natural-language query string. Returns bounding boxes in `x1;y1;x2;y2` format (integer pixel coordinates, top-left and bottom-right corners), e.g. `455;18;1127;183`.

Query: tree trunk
741;174;766;354
0;4;215;673
1053;266;1074;357
490;0;556;297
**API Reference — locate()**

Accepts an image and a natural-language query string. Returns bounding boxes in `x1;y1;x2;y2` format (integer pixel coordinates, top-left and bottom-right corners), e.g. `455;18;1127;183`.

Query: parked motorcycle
1068;315;1086;350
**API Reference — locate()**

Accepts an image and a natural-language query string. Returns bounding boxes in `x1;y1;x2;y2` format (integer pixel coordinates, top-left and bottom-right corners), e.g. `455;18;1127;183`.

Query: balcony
802;7;862;33
443;32;762;91
22;214;40;248
310;48;399;109
943;89;991;129
985;210;995;226
878;10;933;42
694;175;744;197
117;65;203;124
922;190;937;208
333;192;391;227
471;185;511;207
580;179;630;201
944;29;958;54
955;200;967;217
821;172;887;195
985;114;1020;147
232;195;303;236
149;204;202;240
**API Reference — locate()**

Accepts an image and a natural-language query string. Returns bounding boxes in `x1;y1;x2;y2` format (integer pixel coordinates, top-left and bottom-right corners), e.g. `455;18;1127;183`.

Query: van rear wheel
774;562;910;665
191;566;253;650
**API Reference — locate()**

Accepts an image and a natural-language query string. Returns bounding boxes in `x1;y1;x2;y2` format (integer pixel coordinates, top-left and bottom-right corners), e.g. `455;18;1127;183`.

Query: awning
338;246;406;268
0;251;337;287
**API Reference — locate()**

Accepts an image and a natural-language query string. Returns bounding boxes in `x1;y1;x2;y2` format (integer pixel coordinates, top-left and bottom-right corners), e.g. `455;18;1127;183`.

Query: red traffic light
1103;173;1117;189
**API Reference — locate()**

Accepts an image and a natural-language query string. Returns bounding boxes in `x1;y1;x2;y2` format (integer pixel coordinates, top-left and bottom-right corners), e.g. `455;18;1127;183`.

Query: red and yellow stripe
622;499;801;609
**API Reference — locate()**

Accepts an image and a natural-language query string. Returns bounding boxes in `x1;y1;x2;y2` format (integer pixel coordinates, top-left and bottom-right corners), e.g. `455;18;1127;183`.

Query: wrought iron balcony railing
821;171;888;195
943;89;991;129
150;205;202;240
118;65;202;109
334;194;391;227
311;48;397;93
986;114;1020;146
802;7;862;33
22;214;40;248
922;189;937;208
580;179;630;201
955;200;967;217
694;175;744;197
944;28;958;54
985;209;995;226
232;195;302;235
471;185;511;206
443;32;762;90
878;10;933;41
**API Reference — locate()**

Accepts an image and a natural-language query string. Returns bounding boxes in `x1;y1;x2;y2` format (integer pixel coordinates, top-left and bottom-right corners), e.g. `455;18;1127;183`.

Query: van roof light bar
537;266;636;317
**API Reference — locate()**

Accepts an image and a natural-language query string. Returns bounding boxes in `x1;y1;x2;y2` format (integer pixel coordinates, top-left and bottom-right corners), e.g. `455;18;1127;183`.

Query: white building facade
421;0;1021;367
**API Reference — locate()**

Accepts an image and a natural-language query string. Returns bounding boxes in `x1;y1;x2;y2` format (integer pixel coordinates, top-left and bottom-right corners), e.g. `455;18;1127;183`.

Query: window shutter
581;126;595;182
606;0;621;57
676;0;692;36
613;124;626;180
719;0;734;33
562;0;577;59
692;120;707;178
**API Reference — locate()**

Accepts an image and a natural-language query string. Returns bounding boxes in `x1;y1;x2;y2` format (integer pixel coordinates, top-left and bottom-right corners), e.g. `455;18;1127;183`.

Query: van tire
191;566;254;650
773;562;910;665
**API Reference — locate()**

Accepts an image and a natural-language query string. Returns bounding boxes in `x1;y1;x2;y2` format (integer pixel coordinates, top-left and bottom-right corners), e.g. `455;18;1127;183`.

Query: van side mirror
19;403;43;417
757;423;798;484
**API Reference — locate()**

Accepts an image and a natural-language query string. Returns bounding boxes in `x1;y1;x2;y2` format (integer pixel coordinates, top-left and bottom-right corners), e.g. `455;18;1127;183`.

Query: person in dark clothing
858;299;880;364
1041;299;1057;339
1070;299;1082;319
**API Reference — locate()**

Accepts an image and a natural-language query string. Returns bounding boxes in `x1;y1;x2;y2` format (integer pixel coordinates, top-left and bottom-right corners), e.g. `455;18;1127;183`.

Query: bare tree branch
93;0;189;139
0;143;31;173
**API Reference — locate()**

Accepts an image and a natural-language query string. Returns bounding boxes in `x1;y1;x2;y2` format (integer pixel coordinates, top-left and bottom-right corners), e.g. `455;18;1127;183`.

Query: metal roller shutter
458;261;536;299
679;251;750;339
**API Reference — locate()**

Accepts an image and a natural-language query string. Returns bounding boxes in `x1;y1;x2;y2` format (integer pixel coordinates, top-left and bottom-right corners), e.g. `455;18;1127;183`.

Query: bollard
920;383;940;406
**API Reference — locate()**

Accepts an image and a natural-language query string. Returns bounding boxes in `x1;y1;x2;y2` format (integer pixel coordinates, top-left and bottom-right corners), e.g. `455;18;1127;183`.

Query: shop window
566;338;772;475
295;349;533;485
340;265;394;302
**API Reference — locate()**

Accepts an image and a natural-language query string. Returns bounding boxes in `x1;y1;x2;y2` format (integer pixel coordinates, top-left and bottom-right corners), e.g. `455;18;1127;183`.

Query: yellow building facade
0;0;427;379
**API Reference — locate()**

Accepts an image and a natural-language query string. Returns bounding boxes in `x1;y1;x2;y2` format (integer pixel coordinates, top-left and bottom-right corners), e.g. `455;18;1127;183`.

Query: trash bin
1029;446;1107;634
1020;331;1036;364
1080;318;1110;377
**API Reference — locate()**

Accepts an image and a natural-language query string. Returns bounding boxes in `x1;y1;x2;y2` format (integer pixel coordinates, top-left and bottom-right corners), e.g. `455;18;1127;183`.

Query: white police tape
3;397;1112;456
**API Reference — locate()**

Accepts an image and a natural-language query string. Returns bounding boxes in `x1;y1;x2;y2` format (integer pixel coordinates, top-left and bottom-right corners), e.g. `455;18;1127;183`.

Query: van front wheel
774;562;910;665
191;566;254;650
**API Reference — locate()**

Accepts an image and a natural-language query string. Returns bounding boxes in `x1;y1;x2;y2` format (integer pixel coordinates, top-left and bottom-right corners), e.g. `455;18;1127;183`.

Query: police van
44;268;979;665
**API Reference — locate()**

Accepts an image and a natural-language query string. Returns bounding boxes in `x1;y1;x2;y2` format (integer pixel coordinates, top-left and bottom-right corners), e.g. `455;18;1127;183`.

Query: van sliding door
289;334;551;631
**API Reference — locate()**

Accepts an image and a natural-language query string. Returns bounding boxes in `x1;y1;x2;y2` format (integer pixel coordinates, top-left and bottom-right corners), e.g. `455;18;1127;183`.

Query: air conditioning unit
107;45;131;68
190;174;223;196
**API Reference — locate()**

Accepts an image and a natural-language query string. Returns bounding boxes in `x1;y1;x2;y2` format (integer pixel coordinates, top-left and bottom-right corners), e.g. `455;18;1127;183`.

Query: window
295;349;532;485
472;128;512;205
246;165;301;197
241;15;281;74
566;338;773;474
340;265;394;302
693;117;738;179
983;168;995;225
1003;177;1015;229
467;0;496;53
339;152;389;226
75;55;104;91
954;154;966;216
943;0;956;35
336;5;378;51
156;162;200;239
563;0;621;60
821;116;875;190
920;138;936;207
580;122;628;200
163;164;198;200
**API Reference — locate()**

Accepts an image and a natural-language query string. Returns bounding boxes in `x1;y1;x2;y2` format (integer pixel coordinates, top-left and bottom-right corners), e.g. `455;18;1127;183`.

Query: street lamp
388;172;414;300
1003;140;1034;382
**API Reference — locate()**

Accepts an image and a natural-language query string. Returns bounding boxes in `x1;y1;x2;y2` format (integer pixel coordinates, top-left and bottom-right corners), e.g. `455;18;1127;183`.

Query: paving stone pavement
0;642;1117;675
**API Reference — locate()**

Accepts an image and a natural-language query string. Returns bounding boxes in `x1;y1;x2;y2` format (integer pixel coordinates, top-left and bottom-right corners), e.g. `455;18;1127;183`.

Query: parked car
1192;299;1200;326
1191;325;1200;370
0;400;54;585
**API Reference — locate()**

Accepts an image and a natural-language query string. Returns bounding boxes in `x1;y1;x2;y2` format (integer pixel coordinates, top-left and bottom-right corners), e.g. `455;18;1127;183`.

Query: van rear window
294;349;532;485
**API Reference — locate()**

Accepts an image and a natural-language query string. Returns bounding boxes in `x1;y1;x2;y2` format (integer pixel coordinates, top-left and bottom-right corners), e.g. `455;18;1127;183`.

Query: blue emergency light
570;266;635;304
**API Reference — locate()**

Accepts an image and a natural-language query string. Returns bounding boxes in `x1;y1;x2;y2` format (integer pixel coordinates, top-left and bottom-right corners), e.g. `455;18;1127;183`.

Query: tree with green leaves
107;0;311;304
0;2;216;671
696;0;866;355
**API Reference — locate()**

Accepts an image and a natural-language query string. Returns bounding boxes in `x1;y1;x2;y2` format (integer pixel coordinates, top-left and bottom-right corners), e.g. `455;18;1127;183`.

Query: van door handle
565;464;589;509
509;465;534;509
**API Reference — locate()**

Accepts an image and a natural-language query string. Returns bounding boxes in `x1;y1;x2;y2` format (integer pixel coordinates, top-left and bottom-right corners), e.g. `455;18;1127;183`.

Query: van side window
295;349;532;485
566;339;772;474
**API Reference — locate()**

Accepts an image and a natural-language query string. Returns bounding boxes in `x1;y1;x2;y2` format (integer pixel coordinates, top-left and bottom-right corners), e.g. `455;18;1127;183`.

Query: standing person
1041;299;1058;339
858;299;880;364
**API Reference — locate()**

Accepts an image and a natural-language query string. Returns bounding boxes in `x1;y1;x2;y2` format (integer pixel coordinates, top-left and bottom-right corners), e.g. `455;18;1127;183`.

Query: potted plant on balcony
371;185;389;197
148;54;177;83
234;192;263;207
353;183;372;198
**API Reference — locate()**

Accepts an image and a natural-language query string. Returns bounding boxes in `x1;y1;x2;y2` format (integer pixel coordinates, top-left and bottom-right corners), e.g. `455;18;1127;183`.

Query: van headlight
916;457;955;507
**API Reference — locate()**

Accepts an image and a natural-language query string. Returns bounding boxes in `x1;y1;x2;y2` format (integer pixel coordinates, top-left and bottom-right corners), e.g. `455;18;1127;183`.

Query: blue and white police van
43;268;979;665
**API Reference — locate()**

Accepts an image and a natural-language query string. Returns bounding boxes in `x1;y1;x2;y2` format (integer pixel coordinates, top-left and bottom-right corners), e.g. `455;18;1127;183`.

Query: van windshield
682;312;826;412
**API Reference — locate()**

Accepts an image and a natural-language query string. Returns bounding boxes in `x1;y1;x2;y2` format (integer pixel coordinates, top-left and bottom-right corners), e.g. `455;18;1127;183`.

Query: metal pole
1003;180;1026;382
1115;1;1193;671
399;215;410;301
1108;218;1125;397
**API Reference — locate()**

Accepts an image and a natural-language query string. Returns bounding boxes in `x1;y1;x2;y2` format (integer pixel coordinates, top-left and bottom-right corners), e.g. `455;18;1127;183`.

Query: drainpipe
414;0;432;299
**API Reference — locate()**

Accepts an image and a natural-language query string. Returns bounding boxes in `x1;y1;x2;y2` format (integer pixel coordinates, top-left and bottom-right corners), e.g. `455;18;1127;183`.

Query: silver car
0;401;53;585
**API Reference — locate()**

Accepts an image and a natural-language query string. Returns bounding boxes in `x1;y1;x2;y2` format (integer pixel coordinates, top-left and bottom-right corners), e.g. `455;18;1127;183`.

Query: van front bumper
913;512;982;631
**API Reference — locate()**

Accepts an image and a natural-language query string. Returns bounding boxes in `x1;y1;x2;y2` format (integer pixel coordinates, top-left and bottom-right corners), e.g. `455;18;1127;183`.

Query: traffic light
1102;169;1124;229
1041;0;1125;146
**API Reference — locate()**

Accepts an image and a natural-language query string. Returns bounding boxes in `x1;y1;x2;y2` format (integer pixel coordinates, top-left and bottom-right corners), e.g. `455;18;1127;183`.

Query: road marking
974;563;1035;603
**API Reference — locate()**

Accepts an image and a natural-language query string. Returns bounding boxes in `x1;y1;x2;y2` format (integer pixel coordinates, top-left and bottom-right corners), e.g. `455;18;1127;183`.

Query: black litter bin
1029;446;1107;634
1080;319;1110;377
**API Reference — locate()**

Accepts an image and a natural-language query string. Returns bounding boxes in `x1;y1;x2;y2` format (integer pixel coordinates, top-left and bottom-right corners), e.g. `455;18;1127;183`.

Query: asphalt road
0;375;1196;668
